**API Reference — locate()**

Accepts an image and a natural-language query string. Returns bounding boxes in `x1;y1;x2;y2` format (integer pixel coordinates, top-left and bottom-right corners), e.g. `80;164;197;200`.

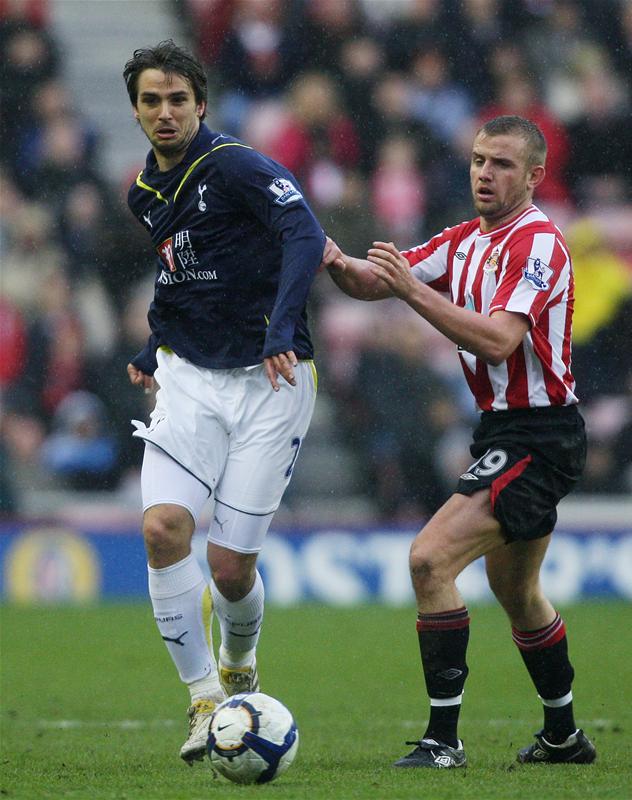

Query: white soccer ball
206;692;299;784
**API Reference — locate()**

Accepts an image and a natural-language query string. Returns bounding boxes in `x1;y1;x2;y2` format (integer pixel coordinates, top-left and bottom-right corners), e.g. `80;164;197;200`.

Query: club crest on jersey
523;257;553;290
197;182;207;211
158;237;176;272
157;230;198;273
483;247;500;273
268;177;302;206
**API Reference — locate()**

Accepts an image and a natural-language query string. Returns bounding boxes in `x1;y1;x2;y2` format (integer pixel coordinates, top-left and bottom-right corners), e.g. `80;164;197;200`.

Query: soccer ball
206;692;299;784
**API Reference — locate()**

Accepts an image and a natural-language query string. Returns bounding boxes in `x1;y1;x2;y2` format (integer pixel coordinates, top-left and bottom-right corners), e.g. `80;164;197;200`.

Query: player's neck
154;148;188;173
479;198;534;233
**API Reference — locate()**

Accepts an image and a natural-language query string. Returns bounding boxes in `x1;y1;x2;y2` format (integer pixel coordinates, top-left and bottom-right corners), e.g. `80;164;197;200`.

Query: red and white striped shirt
402;205;577;412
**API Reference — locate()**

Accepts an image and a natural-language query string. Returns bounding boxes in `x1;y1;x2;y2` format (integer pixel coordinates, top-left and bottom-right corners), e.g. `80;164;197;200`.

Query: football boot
518;729;596;764
394;738;467;768
179;698;217;763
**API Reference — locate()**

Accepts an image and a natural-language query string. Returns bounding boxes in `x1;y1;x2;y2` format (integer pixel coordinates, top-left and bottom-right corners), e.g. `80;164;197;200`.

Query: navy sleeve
131;333;159;376
215;147;325;356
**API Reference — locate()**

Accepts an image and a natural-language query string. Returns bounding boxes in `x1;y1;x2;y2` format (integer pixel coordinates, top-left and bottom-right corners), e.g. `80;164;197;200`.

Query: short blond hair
477;115;547;167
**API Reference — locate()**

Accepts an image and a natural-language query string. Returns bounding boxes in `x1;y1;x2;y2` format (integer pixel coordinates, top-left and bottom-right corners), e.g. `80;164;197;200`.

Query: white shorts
133;348;317;515
140;443;276;552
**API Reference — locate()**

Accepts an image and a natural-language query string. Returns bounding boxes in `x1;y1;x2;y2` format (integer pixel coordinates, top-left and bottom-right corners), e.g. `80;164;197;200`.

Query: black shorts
455;405;587;542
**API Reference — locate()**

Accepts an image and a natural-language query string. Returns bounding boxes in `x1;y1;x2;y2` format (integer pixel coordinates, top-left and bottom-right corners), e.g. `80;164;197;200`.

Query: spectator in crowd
347;316;457;520
381;0;445;73
300;0;368;76
16;78;99;182
564;47;632;205
0;17;59;174
264;71;361;199
335;35;386;172
94;281;155;478
1;202;64;315
3;0;632;518
478;72;573;207
19;265;87;420
445;0;515;106
40;390;119;491
610;0;632;80
371;133;426;245
182;0;236;67
408;45;475;153
565;218;632;400
213;0;303;134
0;297;27;392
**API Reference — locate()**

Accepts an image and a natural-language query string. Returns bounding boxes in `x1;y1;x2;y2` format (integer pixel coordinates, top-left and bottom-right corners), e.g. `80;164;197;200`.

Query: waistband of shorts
480;404;580;423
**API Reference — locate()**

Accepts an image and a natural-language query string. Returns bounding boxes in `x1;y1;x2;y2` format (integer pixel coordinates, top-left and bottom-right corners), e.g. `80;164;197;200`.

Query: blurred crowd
1;0;631;519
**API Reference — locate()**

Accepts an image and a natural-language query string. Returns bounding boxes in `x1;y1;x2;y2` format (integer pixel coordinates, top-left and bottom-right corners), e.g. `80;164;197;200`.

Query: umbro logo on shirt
455;251;467;260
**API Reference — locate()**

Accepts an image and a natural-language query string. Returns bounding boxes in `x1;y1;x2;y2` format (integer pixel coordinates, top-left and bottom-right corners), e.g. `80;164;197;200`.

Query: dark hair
477;115;547;167
123;40;207;116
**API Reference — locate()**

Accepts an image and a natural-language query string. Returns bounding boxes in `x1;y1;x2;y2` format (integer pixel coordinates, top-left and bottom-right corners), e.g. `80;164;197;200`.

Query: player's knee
143;505;192;560
409;543;445;601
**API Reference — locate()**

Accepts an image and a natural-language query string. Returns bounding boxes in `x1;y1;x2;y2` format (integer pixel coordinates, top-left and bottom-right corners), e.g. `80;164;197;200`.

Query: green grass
1;602;630;799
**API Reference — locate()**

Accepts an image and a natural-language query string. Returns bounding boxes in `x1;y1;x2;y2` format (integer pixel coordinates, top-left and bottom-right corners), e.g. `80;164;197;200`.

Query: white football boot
179;698;218;763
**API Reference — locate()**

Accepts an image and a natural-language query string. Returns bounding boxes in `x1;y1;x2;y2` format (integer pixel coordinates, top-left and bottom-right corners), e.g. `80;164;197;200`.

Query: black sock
417;607;470;748
512;613;576;744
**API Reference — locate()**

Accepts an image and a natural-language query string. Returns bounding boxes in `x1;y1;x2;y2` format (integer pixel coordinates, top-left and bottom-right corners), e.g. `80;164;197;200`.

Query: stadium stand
1;0;631;522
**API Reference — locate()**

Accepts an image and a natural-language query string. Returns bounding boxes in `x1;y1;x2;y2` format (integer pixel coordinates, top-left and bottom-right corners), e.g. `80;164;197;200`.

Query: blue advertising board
1;522;630;605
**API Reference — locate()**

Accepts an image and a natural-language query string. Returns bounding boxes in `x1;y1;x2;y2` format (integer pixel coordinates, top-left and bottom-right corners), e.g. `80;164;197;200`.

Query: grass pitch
1;602;630;799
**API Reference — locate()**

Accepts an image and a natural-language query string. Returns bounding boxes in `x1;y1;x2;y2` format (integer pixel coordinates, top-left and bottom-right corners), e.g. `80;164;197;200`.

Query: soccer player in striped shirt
323;116;596;768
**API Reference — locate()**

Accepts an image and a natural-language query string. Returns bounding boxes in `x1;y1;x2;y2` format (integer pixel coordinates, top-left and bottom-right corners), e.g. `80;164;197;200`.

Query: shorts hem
142;499;201;526
214;497;279;517
206;535;262;555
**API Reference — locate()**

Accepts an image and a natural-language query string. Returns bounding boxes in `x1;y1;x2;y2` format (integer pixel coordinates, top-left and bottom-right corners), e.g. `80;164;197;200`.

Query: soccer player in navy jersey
322;116;596;768
122;41;324;762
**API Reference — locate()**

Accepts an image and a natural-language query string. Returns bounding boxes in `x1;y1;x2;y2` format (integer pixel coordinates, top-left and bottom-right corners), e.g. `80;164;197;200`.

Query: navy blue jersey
127;124;325;374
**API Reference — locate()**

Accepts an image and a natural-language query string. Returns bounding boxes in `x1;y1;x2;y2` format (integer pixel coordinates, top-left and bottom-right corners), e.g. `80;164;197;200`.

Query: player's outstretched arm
322;236;392;301
368;241;530;366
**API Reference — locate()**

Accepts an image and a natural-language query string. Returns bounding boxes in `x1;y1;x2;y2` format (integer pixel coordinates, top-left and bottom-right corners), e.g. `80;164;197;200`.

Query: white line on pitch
35;719;178;729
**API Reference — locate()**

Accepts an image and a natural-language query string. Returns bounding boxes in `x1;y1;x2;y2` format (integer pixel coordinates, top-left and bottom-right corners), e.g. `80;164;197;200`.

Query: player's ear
197;101;207;119
132;106;140;122
528;164;546;191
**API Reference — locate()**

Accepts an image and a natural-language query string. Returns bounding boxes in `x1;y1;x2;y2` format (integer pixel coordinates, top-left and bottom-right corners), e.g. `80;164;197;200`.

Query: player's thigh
216;362;317;515
141;442;211;527
133;349;232;494
411;490;506;579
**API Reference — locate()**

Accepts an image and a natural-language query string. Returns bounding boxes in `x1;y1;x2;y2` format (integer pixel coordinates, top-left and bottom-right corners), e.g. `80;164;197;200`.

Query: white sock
212;570;264;668
148;553;221;699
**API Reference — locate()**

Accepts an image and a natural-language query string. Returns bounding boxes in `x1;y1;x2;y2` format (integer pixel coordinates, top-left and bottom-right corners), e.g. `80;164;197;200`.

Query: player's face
133;69;206;168
470;132;543;231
